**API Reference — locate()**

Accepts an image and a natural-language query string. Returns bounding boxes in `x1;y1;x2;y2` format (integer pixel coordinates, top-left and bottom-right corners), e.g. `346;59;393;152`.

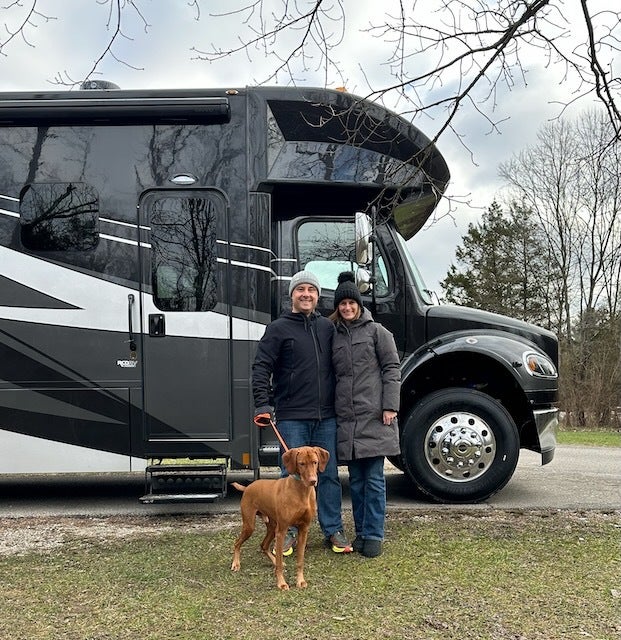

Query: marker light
523;352;557;378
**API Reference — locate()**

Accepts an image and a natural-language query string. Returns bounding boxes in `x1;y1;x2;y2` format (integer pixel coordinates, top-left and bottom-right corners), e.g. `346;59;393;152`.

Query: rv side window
20;182;99;251
149;194;220;312
297;220;389;296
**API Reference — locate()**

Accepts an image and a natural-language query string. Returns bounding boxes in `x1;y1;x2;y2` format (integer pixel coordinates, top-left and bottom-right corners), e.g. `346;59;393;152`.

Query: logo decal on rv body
116;359;138;368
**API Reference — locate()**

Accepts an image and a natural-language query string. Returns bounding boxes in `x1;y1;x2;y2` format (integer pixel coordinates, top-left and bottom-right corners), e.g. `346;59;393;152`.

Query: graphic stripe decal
0;246;268;340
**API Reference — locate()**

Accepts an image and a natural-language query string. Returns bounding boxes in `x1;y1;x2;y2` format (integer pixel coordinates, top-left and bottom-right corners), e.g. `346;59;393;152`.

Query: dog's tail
231;481;247;493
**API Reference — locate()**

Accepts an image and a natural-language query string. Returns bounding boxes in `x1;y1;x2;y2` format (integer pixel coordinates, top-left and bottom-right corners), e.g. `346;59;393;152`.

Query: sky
0;0;610;293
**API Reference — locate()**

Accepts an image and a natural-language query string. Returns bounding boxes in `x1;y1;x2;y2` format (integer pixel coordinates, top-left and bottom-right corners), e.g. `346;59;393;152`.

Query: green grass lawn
557;428;620;447
1;510;619;640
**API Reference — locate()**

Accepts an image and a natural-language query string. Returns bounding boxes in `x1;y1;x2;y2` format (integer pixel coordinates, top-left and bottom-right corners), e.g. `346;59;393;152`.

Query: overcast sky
0;0;609;292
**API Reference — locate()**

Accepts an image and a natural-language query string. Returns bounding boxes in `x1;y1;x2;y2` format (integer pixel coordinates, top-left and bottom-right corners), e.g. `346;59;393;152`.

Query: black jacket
252;311;336;421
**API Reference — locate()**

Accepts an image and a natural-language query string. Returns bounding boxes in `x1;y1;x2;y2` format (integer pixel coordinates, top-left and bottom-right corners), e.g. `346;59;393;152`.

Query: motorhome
0;84;558;503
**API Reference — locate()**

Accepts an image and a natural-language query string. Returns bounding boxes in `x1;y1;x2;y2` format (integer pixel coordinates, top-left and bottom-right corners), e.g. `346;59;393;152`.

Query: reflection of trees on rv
20;182;99;251
4;123;231;306
298;220;353;264
150;195;218;312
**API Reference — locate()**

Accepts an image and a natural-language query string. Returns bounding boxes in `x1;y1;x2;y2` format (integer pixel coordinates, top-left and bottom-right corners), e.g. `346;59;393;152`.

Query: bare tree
191;1;621;144
499;109;620;332
0;0;153;85
499;108;621;427
500;118;581;338
1;1;618;142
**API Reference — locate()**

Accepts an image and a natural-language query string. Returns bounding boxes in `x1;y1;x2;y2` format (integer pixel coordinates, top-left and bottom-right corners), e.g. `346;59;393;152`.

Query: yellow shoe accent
273;530;297;556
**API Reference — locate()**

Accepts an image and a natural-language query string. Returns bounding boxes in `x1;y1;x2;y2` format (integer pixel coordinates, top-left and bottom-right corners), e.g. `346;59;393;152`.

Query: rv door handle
127;294;137;351
149;314;166;337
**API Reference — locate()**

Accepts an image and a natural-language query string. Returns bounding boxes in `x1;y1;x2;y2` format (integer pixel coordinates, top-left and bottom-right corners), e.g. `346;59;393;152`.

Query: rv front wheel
401;387;520;503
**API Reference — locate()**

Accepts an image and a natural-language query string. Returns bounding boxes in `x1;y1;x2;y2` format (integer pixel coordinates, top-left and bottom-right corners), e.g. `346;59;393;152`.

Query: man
252;270;352;554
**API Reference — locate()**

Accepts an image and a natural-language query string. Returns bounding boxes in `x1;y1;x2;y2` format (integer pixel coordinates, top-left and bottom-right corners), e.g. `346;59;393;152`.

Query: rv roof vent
80;80;121;90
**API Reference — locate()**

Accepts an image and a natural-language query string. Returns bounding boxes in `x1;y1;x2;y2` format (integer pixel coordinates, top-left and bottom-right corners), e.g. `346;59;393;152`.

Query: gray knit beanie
288;270;321;297
334;271;363;308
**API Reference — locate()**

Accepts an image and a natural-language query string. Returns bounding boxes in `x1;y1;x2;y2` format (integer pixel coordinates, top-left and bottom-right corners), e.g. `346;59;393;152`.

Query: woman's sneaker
325;530;353;553
361;539;382;558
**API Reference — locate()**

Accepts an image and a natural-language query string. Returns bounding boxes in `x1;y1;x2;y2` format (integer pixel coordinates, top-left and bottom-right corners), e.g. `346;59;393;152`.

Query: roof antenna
79;80;120;90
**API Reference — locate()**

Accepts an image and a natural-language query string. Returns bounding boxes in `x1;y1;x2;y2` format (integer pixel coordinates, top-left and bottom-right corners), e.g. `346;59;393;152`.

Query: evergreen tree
441;201;553;326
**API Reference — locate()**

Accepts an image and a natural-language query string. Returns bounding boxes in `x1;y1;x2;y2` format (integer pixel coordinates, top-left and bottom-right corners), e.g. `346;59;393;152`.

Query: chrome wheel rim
424;412;496;482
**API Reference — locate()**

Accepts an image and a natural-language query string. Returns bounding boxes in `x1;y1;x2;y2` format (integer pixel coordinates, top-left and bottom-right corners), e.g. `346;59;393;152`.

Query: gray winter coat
332;307;401;461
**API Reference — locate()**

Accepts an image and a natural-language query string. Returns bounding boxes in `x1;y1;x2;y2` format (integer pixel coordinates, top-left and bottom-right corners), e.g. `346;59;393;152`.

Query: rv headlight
523;352;557;378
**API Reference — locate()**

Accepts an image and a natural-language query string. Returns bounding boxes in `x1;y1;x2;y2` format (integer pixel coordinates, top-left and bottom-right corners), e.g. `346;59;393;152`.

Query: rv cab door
137;189;232;456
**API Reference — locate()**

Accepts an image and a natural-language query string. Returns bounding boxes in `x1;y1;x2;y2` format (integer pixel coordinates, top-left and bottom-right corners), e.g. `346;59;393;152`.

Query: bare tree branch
0;0;54;57
0;1;617;146
194;1;620;145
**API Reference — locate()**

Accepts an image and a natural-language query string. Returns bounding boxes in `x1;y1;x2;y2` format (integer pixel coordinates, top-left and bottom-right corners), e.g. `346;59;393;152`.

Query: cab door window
297;219;389;296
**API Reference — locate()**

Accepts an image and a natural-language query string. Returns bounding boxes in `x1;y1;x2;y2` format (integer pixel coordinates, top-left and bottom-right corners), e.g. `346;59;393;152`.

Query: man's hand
253;411;273;427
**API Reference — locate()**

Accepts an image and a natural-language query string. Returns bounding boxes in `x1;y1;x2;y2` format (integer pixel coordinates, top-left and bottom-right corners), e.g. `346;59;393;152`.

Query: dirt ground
0;513;240;557
1;509;618;557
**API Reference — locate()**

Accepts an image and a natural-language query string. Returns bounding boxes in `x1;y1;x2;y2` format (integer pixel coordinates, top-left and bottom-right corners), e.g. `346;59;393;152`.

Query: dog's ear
282;448;298;475
315;447;330;472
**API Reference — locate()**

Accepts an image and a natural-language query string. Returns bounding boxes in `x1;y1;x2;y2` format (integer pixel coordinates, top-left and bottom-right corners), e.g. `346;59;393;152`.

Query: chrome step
139;463;227;504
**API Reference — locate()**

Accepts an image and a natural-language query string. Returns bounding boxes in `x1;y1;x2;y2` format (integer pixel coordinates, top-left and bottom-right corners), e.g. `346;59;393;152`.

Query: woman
330;271;401;557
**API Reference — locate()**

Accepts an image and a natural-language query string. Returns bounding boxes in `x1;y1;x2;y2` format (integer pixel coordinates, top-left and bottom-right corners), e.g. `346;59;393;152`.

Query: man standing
252;270;352;554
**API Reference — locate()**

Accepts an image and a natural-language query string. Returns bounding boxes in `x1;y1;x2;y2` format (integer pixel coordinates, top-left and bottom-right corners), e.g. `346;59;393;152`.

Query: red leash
270;419;290;453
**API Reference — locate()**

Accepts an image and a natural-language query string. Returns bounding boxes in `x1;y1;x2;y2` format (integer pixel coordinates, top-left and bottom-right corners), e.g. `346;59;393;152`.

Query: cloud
0;0;609;293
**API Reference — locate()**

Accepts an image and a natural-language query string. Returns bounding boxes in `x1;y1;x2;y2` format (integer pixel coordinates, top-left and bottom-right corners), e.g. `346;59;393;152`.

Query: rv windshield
393;230;434;305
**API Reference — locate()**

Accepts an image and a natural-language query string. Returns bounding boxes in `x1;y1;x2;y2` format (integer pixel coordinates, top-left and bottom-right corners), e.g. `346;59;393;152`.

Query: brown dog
230;446;329;590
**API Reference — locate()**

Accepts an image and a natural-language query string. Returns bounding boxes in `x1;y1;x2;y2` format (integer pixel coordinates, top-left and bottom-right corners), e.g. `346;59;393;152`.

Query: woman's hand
383;410;397;426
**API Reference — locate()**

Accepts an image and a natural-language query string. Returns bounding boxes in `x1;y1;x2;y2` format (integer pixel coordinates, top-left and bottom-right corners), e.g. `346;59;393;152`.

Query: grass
1;510;619;640
557;428;620;447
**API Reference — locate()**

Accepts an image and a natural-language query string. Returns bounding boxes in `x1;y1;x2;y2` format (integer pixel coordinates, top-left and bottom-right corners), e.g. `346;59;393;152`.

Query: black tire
401;387;520;503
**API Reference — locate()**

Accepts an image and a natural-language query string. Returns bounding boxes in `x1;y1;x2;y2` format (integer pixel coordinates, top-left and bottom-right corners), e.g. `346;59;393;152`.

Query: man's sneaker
273;528;297;556
325;530;353;553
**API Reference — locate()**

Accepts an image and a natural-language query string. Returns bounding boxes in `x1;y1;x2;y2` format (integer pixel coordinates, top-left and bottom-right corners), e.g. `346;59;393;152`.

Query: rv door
137;189;231;456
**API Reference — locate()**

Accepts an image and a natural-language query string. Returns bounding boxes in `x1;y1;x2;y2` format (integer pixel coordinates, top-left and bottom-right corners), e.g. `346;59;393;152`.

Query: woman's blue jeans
276;418;344;539
347;456;386;541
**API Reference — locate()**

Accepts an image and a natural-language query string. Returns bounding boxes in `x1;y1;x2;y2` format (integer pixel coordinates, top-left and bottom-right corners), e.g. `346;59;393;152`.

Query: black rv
0;85;558;503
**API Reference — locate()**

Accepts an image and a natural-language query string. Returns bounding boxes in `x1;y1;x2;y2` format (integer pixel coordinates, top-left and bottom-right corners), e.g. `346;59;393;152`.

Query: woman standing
330;271;401;558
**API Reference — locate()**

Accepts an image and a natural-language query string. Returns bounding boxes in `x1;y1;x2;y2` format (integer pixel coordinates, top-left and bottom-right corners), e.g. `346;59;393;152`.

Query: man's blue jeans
347;456;386;541
276;418;344;538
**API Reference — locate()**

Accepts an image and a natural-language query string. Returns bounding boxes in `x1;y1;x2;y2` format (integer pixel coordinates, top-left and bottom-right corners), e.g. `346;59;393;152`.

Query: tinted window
149;193;222;312
297;219;389;296
20;182;99;251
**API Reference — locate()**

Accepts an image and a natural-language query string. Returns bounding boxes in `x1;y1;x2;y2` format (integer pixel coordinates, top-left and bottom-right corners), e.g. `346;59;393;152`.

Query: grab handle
127;294;137;351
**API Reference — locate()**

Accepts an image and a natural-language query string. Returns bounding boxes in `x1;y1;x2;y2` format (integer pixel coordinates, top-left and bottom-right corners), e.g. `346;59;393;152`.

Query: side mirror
354;212;373;266
356;267;372;294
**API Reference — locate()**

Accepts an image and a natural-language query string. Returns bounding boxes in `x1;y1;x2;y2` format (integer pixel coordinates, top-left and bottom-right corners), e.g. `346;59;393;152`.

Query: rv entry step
139;463;227;504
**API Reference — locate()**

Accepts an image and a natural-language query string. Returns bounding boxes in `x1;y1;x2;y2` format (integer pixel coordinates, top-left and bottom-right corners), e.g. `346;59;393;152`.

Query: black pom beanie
334;271;363;309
